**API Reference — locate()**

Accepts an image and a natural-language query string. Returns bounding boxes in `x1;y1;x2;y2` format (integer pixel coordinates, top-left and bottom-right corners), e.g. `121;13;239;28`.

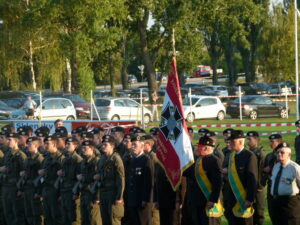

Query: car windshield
94;99;111;107
0;100;7;107
66;95;86;103
217;87;226;91
183;98;199;105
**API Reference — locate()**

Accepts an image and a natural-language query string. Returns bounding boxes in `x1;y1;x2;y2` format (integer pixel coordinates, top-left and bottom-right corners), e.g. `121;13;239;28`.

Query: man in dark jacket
126;135;154;225
227;130;258;225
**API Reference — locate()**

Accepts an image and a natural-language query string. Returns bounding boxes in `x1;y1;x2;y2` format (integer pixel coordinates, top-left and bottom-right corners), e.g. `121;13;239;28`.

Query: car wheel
66;116;75;120
143;114;151;124
249;111;257;120
186;113;195;123
111;115;120;120
280;109;288;118
217;111;225;120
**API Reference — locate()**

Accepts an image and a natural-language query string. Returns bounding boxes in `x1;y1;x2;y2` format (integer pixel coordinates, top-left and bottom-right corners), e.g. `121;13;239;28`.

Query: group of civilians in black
0;118;300;225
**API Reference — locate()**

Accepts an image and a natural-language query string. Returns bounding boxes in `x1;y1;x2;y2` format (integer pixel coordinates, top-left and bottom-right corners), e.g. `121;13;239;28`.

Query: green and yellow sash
228;152;254;218
195;157;224;218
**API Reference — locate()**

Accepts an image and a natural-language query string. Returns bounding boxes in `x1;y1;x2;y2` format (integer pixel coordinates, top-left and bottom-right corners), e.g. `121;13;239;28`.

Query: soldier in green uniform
95;135;125;225
76;140;102;225
0;147;4;225
91;127;105;150
0;131;9;155
56;137;83;225
246;131;266;225
39;135;65;225
54;126;68;153
0;133;27;225
143;135;160;225
121;134;134;225
20;137;44;225
34;126;50;157
111;127;126;157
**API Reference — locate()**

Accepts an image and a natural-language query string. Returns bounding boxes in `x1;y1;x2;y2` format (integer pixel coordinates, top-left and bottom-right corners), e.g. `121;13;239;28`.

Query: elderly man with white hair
271;143;300;225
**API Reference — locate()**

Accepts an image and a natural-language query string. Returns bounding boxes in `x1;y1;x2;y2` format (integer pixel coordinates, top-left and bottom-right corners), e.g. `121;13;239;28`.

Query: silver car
10;98;77;120
94;98;152;123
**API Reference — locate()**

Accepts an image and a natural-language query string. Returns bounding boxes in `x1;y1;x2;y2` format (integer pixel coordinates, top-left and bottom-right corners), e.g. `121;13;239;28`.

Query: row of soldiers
0;121;299;225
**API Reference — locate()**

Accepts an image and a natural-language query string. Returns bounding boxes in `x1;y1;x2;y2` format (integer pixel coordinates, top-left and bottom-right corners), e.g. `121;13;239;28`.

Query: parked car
10;98;77;120
268;82;293;95
0;100;20;120
0;91;28;108
202;85;228;96
128;74;138;84
183;83;206;90
94;98;152;123
227;95;289;120
249;82;270;95
45;93;91;118
182;96;226;122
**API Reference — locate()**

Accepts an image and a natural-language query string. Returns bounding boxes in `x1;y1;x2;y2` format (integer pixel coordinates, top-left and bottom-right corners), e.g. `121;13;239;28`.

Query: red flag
156;58;194;190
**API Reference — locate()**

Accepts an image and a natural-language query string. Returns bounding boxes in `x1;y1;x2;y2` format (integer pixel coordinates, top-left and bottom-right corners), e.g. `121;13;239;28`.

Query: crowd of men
0;118;300;225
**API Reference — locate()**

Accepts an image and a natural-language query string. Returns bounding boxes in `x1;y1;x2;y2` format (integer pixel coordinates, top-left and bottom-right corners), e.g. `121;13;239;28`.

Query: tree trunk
137;9;157;103
29;41;37;91
70;55;79;92
121;33;129;90
208;32;220;85
66;58;72;93
240;49;251;83
224;39;236;85
109;51;116;97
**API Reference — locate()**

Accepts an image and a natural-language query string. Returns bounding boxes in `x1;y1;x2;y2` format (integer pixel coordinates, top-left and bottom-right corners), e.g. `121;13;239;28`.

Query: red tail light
103;107;112;112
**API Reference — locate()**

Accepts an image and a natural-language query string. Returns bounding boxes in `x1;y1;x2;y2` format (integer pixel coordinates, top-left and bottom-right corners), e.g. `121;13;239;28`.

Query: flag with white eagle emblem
157;58;194;190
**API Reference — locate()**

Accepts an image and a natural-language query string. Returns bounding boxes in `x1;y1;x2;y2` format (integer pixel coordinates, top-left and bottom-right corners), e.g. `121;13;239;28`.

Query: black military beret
223;128;234;135
81;132;94;139
76;126;87;133
247;131;259;138
91;127;104;134
198;137;215;147
198;128;210;134
269;134;282;140
55;126;68;136
82;140;95;147
277;142;290;148
187;127;194;133
7;133;20;139
18;130;30;136
53;133;67;139
102;135;116;144
204;131;216;137
44;135;58;142
0;131;8;136
35;126;50;136
227;130;245;140
26;137;40;143
1;124;13;133
131;135;145;142
149;127;159;135
124;134;134;140
36;131;47;137
296;120;300;126
134;128;146;134
17;126;32;136
65;137;79;145
129;126;140;133
71;129;78;134
111;126;125;133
